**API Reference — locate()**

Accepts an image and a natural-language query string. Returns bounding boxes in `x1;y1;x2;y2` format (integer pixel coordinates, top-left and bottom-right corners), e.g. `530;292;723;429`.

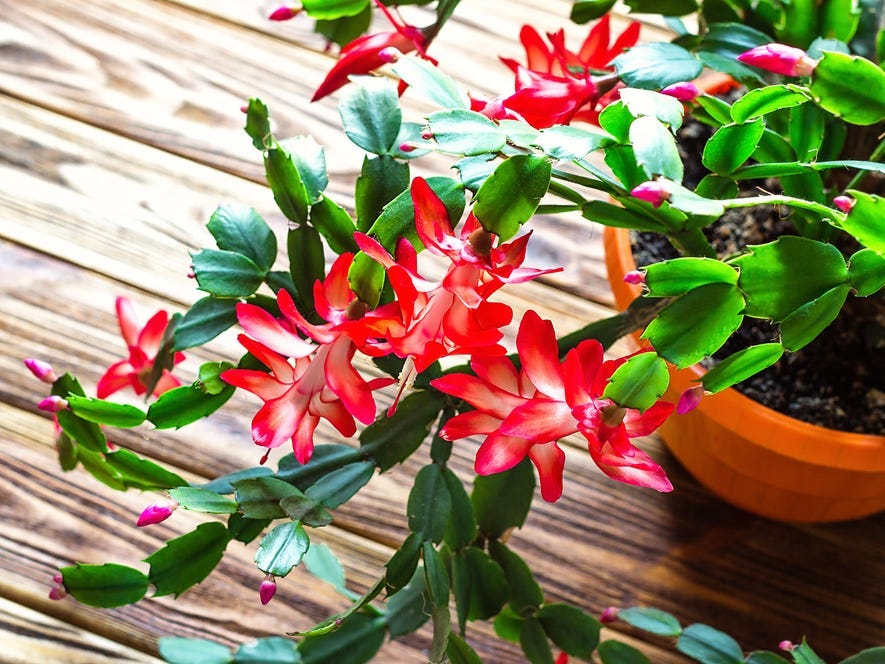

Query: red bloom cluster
473;15;640;128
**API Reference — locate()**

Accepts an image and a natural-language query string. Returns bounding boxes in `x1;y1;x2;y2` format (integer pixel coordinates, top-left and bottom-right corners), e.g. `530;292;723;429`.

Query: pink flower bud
737;44;817;77
268;6;300;21
600;607;619;624
631;181;670;208
48;585;67;601
623;270;645;285
24;358;57;383
38;396;68;413
378;47;402;64
677;385;705;415
398;143;416;153
833;195;855;213
259;574;277;605
779;640;795;652
421;129;434;140
136;499;178;527
53;572;64;584
661;81;701;102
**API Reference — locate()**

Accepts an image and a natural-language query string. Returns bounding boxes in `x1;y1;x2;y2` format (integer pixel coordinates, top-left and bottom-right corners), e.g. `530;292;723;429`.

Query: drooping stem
718;194;842;221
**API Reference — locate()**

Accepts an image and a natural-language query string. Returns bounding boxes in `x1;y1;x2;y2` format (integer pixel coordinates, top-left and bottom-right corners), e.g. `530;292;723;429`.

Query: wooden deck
0;1;882;661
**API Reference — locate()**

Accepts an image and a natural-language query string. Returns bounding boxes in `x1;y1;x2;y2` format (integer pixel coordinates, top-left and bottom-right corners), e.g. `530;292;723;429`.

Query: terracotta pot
603;225;885;522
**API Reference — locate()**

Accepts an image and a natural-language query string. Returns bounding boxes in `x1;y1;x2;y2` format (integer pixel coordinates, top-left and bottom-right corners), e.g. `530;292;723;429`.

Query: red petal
517;310;565;399
322;253;355;312
528;442;566;502
152;371;182;397
312;32;415;101
440;410;502;440
96;360;135;398
623;400;675;437
474;432;533;475
606;21;641;64
222;368;290;401
236;334;296;382
430;373;523;418
324;337;377;424
501;399;576;443
138;310;169;358
584;430;673;492
252;393;303;450
413;177;457;255
237;302;315;358
471;356;520;395
115;297;140;347
578;14;610;69
520;25;554;72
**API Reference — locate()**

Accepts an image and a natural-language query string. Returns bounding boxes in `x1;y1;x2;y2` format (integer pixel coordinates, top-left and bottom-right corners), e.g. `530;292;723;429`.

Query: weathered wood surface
0;0;883;662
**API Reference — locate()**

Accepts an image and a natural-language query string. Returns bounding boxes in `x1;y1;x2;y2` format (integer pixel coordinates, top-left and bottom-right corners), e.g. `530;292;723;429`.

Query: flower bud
136;498;178;527
38;396;68;413
661;81;701;102
737;44;817;77
677;385;705;415
398;143;416;153
631;181;670;208
24;358;57;384
623;270;645;286
49;584;67;601
778;640;795;652
259;574;277;605
600;606;619;623
53;572;64;584
421;129;434;140
833;195;855;213
268;6;300;21
378;47;402;63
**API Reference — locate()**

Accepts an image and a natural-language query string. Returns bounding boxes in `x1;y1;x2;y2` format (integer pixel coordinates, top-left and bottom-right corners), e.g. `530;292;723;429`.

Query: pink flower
623;270;645;285
311;1;428;101
96;297;185;398
833;195;855;213
432;310;673;501
631;181;670;208
48;584;67;601
737;43;817;77
136;498;178;527
24;358;57;383
600;607;619;624
661;81;701;102
677;385;705;414
38;396;68;413
259;574;277;605
268;6;299;21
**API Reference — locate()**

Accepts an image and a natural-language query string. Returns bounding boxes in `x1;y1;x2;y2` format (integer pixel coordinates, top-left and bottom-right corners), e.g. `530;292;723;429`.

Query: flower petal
137;310;169;358
528;442;566;502
501;399;576;443
517;310;565;399
237;302;315;358
440;410;503;440
475;432;533;475
96;360;135;399
115;297;141;347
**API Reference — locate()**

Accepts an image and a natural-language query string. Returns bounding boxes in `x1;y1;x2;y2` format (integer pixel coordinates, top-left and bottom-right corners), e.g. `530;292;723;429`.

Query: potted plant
22;1;885;662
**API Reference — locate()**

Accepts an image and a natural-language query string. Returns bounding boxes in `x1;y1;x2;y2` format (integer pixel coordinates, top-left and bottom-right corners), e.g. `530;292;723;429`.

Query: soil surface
631;115;885;435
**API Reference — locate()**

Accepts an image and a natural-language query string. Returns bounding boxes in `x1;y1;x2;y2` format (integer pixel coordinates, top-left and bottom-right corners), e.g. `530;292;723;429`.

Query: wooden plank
0;0;618;303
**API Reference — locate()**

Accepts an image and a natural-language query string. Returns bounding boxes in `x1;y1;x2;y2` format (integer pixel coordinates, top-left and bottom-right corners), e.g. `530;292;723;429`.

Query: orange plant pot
603;225;885;522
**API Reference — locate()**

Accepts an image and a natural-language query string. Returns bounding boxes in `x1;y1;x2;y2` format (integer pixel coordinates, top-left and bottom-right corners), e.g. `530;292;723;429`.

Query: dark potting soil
630;116;885;435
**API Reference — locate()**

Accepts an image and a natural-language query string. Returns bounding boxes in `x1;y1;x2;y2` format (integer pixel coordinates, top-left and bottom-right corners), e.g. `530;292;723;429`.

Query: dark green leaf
473;155;552;240
147;382;235;429
276;444;362;491
789;103;826;162
244;98;271;150
630;116;683;180
65;395;145;428
792;640;827;664
145;522;230;597
227;514;271;544
55;408;107;454
676;623;744;664
280;492;332;528
392;55;470;109
809;51;885;125
494;605;524;643
602;352;670;411
462;546;508;621
841;190;885;253
696;175;739;200
571;0;618;23
696;94;734;125
282;136;327;203
192;249;265;298
731;84;810;122
625;0;697;13
300;0;368;20
303;542;347;591
839;647;885;664
255;521;310;577
305;461;375;509
385;532;422;592
234;637;300;663
643;283;746;368
61;563;149;608
745;652;790;664
732;236;848;321
287;224;325;314
644;257;737;296
309;196;358;254
598;640;651;664
339;79;402;154
446;633;483;664
443;466;478;551
598;101;634;143
582;199;669;233
408;464;452;543
174;297;239;351
428;109;506;155
361;389;445;471
604;145;649;190
618;606;682;636
198;467;274;494
702;119;766;175
612;43;702;89
265;147;309;225
169;487;238;514
489;540;543;611
355;155;410;232
207;204;277;272
537;603;601;658
56;431;78;471
102;448;187;490
159;637;233;664
298;614;386;664
472;457;534;538
75;447;128;491
234;476;303;519
780;283;849;351
700;343;784;393
520;618;554;664
848;248;885;296
423;541;450;608
386;567;431;637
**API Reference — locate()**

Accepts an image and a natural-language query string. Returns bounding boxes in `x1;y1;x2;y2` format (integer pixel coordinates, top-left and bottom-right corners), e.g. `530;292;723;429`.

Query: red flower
432;311;673;501
737;43;816;77
312;1;428;101
96;297;185;398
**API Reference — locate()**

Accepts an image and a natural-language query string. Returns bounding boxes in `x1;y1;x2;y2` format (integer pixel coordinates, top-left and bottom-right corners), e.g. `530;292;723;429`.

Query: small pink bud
268;6;300;21
38;396;68;413
48;585;67;601
186;268;196;279
661;81;701;102
600;607;619;624
240;104;249;114
378;47;402;63
737;43;817;77
631;181;670;208
259;574;277;605
421;129;434;140
136;499;178;527
833;195;855;213
779;641;795;652
24;358;57;383
52;573;64;584
623;270;645;285
399;143;417;153
677;385;705;415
